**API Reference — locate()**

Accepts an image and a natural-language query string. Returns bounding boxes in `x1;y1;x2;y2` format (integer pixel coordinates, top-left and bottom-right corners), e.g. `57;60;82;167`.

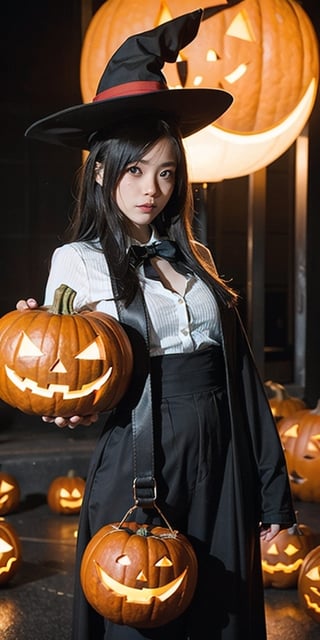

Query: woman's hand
42;414;100;429
259;524;281;542
16;298;39;310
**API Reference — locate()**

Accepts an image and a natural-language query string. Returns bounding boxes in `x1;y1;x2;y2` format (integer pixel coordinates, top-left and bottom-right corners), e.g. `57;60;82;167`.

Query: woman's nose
143;177;158;196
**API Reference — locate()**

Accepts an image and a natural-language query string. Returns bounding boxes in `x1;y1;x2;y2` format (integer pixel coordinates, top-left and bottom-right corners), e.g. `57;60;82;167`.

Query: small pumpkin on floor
47;470;86;515
261;522;316;589
0;470;20;515
0;518;22;585
298;544;320;623
264;380;306;421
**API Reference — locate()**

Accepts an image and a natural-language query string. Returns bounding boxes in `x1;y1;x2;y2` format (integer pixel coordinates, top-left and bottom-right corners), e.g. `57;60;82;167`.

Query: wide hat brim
25;88;233;149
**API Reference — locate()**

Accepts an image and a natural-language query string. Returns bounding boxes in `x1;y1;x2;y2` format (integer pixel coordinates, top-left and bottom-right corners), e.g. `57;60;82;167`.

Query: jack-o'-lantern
264;380;306;421
47;470;86;515
0;471;20;516
261;523;315;589
0;284;133;417
277;400;320;502
0;518;22;585
80;0;319;181
298;544;320;623
80;520;198;627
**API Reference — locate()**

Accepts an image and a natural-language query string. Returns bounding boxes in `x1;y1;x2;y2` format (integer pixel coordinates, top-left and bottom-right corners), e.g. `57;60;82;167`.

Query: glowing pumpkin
0;471;20;516
278;400;320;502
298;544;320;623
261;523;315;589
80;0;319;180
80;520;198;627
0;518;22;585
0;284;133;417
264;380;306;421
47;469;85;515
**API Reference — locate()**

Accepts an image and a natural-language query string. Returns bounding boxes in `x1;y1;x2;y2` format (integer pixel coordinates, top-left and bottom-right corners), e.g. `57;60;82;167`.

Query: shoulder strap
113;283;156;508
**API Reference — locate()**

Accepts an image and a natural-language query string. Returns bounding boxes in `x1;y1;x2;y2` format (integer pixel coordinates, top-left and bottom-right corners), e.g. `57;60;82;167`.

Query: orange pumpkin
47;469;86;515
0;471;20;516
0;518;22;585
0;285;133;417
298;544;320;623
261;523;315;589
80;0;319;180
80;520;198;627
264;380;306;421
278;400;320;502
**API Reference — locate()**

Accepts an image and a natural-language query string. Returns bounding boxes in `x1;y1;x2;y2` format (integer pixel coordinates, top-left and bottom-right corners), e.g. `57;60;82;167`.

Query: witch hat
25;9;233;149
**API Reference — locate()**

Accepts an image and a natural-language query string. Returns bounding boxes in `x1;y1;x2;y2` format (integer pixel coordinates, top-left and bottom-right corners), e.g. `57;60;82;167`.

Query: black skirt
72;346;266;640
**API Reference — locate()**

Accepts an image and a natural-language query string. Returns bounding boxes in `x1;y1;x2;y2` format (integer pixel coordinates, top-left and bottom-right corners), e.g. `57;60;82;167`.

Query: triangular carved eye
283;424;299;438
0;539;13;553
155;556;173;567
306;566;320;581
284;544;300;557
0;481;14;493
117;555;131;566
76;336;106;360
18;332;44;357
226;11;256;42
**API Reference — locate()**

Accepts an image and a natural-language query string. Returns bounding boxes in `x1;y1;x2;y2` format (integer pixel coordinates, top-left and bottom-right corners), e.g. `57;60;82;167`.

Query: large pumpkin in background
0;285;133;417
278;400;320;502
80;521;198;627
81;0;319;180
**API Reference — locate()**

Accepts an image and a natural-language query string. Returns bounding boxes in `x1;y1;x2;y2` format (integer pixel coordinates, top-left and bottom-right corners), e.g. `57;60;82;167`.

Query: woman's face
115;137;177;242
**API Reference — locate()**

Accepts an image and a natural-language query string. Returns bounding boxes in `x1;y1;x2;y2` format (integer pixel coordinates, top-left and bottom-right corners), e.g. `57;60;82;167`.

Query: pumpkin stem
50;284;77;315
265;380;288;400
136;526;150;537
310;398;320;415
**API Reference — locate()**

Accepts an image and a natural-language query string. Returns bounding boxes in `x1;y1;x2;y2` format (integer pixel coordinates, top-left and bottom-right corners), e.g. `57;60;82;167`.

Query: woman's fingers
16;298;38;310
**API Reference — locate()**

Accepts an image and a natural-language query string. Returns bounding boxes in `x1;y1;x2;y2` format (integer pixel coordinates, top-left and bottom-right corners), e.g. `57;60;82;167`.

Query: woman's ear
95;161;104;186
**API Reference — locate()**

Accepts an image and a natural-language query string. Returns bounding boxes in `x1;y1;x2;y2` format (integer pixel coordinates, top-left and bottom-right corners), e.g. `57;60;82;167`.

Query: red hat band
93;81;168;103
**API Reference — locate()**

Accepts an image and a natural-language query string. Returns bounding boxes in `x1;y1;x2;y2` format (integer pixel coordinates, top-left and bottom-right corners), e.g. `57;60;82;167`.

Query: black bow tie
130;240;179;267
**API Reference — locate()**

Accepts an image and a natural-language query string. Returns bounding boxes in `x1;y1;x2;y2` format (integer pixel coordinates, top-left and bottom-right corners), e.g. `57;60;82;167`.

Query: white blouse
44;239;222;357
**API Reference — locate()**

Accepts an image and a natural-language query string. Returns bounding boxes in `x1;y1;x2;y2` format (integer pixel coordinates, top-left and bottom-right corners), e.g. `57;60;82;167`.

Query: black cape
72;298;295;640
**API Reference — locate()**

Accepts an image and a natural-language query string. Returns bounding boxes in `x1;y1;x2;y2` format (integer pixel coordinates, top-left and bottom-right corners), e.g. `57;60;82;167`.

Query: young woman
20;10;295;640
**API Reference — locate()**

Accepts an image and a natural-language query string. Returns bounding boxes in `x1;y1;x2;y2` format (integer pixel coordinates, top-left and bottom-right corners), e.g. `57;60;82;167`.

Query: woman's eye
127;165;140;175
160;169;174;179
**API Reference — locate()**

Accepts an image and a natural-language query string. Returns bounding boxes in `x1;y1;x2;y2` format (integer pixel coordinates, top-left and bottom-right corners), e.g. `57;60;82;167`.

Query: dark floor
1;405;320;640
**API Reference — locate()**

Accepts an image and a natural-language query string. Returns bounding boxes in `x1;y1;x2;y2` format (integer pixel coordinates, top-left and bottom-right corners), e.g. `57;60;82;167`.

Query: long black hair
67;114;237;307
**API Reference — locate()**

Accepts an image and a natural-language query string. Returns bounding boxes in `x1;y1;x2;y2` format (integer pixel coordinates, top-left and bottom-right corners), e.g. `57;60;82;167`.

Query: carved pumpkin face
80;521;198;628
298;545;320;623
80;0;319;180
47;471;85;515
261;524;315;589
278;403;320;502
0;519;22;585
0;288;133;417
0;472;20;516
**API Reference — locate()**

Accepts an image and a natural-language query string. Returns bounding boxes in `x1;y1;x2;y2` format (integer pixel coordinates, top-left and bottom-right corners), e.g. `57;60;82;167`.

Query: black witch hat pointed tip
25;7;233;149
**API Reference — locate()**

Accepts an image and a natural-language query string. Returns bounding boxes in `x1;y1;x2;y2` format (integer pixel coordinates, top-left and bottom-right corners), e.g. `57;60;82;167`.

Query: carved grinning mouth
95;561;188;604
4;364;112;400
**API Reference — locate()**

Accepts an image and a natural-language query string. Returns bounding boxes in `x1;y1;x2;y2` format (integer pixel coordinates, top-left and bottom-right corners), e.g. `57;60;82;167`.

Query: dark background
0;0;319;403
